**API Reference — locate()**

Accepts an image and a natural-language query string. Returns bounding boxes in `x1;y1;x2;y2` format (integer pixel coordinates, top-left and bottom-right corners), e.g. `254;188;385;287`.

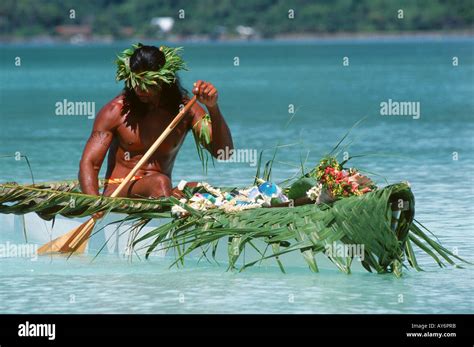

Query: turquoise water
1;39;473;313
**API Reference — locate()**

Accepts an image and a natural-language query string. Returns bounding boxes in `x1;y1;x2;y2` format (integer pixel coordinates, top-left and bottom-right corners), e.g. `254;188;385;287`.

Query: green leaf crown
115;43;187;90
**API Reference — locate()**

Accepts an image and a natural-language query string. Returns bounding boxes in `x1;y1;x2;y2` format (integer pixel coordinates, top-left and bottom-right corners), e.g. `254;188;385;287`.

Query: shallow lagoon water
0;255;472;314
0;39;473;313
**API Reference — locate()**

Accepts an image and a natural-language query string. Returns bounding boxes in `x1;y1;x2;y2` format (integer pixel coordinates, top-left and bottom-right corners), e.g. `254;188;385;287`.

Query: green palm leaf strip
0;180;470;276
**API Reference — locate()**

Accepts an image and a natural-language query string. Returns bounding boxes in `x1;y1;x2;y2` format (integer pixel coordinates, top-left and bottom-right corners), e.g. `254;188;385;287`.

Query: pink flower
351;182;359;192
347;172;373;187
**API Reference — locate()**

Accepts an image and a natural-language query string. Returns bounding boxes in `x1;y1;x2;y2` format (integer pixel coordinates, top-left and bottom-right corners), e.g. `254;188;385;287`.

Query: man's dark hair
122;44;189;120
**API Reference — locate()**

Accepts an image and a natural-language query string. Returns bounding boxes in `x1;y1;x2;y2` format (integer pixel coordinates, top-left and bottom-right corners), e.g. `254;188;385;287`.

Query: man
79;44;233;198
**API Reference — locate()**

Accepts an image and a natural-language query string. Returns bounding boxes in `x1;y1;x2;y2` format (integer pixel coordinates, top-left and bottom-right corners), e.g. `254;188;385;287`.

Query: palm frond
0;180;469;276
0;182;172;220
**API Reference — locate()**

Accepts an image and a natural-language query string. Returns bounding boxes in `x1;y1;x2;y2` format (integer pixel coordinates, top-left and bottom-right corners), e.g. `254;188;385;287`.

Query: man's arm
191;80;233;158
78;100;120;195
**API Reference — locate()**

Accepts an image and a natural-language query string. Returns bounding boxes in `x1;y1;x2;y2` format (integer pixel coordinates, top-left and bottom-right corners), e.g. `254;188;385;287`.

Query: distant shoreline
273;30;474;41
1;30;472;45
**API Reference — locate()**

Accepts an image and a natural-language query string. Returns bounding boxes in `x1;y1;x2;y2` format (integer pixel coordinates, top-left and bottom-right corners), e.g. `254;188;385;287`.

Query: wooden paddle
38;95;198;255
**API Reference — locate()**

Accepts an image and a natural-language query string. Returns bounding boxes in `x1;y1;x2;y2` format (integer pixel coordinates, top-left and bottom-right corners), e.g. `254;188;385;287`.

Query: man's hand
193;80;218;108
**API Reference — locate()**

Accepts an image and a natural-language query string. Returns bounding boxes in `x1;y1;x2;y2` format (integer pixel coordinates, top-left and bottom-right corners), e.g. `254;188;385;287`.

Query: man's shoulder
95;94;124;128
105;94;125;114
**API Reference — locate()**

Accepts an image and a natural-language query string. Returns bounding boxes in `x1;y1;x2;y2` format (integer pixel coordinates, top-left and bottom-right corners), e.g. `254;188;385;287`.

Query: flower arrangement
171;157;376;216
309;156;376;200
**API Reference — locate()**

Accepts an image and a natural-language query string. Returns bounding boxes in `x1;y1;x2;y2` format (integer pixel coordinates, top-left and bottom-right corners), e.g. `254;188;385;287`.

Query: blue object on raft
258;182;278;197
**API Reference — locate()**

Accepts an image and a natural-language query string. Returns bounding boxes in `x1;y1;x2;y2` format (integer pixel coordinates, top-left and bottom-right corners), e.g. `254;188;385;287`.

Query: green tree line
0;0;472;38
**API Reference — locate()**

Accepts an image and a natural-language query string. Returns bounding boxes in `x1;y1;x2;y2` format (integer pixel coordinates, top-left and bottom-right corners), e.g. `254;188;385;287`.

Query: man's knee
148;174;172;196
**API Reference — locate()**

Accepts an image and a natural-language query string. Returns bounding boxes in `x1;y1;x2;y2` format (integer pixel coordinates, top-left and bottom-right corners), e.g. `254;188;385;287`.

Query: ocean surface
0;39;473;313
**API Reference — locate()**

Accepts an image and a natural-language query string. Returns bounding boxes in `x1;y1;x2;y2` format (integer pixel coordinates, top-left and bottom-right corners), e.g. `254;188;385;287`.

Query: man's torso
105;95;192;181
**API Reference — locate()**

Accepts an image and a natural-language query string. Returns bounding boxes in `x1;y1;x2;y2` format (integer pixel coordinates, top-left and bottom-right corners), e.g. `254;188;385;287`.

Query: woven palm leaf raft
0;173;467;277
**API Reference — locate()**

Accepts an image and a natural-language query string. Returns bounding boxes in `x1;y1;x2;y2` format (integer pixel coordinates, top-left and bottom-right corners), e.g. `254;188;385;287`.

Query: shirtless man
78;44;233;198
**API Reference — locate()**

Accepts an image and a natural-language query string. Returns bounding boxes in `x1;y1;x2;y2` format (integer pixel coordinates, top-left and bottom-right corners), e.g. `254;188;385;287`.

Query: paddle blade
37;218;96;255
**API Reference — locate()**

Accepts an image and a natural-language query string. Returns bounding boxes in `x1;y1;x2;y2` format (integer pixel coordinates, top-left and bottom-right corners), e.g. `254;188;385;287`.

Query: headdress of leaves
115;43;187;91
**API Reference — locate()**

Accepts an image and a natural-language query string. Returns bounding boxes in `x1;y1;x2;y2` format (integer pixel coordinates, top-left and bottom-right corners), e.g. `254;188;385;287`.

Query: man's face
133;80;162;103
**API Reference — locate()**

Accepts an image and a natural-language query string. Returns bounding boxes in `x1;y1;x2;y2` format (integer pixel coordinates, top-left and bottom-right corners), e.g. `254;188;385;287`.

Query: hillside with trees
1;0;472;41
